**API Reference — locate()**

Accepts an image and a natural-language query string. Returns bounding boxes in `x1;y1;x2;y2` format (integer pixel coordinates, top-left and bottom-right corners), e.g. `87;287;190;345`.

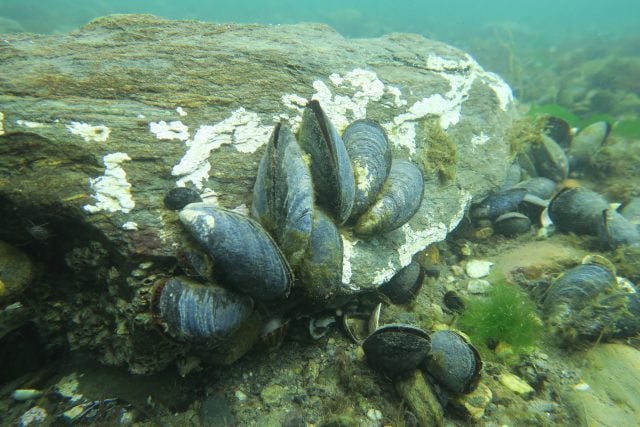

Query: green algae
418;119;457;183
456;282;542;354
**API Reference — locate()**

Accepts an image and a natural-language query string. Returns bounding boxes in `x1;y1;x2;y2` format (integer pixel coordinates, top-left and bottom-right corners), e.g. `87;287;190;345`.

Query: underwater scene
1;0;639;426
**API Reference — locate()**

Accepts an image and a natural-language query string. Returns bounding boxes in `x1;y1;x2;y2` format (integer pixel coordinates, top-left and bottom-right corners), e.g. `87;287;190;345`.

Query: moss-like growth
456;282;542;353
418;119;457;183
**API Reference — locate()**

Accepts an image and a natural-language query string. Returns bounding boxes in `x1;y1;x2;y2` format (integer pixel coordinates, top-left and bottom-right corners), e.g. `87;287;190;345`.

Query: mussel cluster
362;325;482;395
471;118;640;248
152;100;425;359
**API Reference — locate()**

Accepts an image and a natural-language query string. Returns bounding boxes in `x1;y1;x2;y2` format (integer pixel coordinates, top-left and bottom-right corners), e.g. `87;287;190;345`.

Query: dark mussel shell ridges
298;100;355;225
423;330;482;394
542;263;617;313
179;203;293;302
355;159;424;236
342;119;393;219
379;260;425;304
548;187;609;235
362;323;431;378
471;188;527;221
493;212;531;236
252;122;315;270
152;277;254;343
298;209;344;301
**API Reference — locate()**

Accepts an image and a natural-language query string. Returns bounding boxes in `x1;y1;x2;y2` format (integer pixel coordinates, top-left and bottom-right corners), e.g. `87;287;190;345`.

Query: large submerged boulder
0;15;517;372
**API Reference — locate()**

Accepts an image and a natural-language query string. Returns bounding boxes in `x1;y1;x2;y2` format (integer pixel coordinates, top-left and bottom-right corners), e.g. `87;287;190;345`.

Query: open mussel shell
298;210;344;301
343;119;392;219
379;260;425;304
298;100;355;225
152;277;254;343
355;159;424;236
362;323;430;378
252;122;314;270
542;263;617;313
512;177;557;200
179;203;293;301
493;212;531;236
422;330;482;394
597;207;640;249
548;187;609;235
471;188;527;221
569;121;611;171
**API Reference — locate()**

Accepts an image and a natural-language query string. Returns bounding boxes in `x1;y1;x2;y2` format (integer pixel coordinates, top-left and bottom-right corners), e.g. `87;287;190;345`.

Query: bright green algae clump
457;282;542;353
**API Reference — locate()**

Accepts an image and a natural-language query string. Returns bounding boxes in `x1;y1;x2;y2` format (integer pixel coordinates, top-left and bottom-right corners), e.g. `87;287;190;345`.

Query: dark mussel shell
252;122;314;270
343;119;392;219
179;203;293;301
548;187;609;235
362;323;430;378
298;210;344;301
541;116;572;149
569;121;611;171
379;260;425;304
152;277;254;343
542;263;616;313
164;187;203;211
298;100;355;225
493;212;531;236
597;207;640;249
530;134;569;182
512;177;557;200
471;188;527;221
422;330;482;394
355;159;424;236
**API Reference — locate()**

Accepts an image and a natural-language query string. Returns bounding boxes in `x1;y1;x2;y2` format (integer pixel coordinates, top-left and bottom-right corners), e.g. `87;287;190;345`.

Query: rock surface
0;15;516;372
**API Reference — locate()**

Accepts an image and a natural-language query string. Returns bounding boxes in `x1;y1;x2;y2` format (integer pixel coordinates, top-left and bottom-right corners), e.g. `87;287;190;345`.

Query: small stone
367;408;383;421
19;406;47;426
395;370;444;427
451;265;465;276
466;259;493;278
499;373;534;396
234;389;247;401
572;381;590;391
451;382;493;420
54;374;83;403
261;384;286;406
467;278;491;294
11;389;43;401
62;404;85;422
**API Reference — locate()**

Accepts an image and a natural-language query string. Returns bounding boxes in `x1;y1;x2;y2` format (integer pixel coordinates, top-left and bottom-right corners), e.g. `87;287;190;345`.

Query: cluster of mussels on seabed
469;116;640;345
157;100;480;403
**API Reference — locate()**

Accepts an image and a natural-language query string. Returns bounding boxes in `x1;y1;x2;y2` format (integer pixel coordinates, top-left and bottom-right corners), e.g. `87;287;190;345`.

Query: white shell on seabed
465;259;493;279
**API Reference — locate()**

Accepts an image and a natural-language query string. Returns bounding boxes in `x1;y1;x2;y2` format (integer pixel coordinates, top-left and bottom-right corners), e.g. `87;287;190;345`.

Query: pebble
572;381;590;391
366;408;383;421
11;389;43;401
19;406;47;426
499;373;534;396
466;259;493;278
467;278;492;294
54;374;83;403
234;389;248;401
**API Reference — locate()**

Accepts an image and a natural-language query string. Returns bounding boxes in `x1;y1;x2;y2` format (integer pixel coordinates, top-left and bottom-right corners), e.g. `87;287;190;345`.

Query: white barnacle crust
341;235;356;286
471;133;490;145
179;203;216;230
17;119;47;128
66;121;110;142
122;221;139;231
83;152;135;214
0;111;4;135
149;120;189;141
171;108;271;189
176;106;187;117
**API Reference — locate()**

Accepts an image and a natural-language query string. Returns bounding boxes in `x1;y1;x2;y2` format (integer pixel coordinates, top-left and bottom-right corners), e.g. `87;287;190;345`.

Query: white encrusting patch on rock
179;203;217;230
0;112;4;135
341;235;356;286
149;120;189;141
471;132;490;145
176;106;187;117
122;221;139;231
16;119;47;128
66;121;111;143
170;108;272;189
373;260;397;285
83;153;135;214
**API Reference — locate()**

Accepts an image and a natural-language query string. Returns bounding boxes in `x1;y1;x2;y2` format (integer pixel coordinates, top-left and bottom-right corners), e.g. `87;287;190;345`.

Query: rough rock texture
0;15;516;372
